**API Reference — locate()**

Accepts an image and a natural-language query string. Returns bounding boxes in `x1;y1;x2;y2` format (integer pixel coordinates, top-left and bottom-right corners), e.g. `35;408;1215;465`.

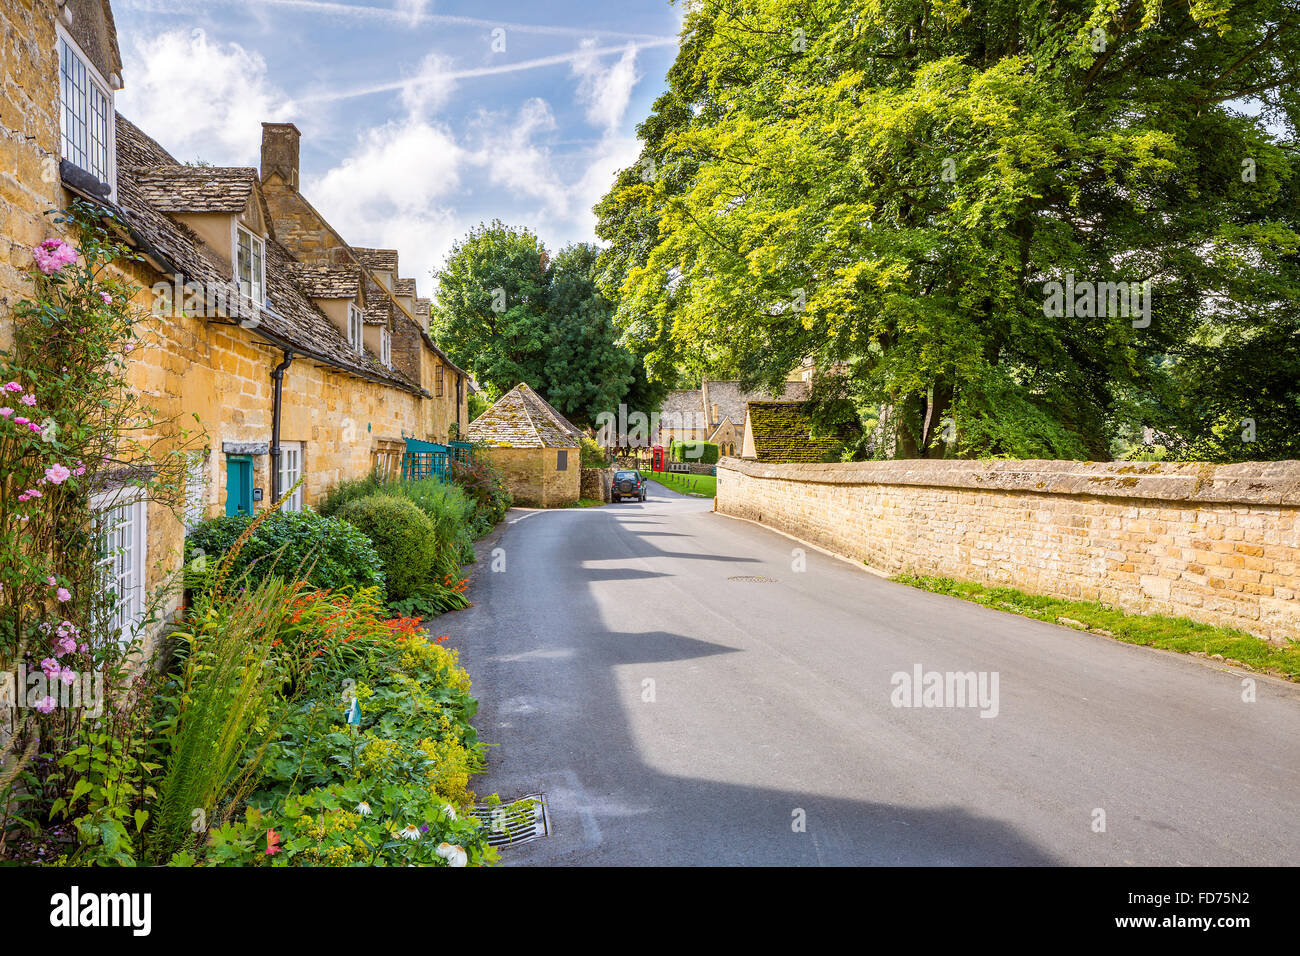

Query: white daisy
397;824;421;841
436;842;467;867
355;802;372;816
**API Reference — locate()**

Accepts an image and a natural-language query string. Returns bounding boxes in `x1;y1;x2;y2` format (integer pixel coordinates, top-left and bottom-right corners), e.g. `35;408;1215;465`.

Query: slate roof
708;379;809;428
353;247;399;273
466;383;582;448
661;389;704;420
112;114;421;395
131;165;260;214
284;263;360;298
744;402;844;463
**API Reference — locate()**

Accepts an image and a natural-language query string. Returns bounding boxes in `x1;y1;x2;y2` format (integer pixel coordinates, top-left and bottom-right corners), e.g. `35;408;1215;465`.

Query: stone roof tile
466;383;582;448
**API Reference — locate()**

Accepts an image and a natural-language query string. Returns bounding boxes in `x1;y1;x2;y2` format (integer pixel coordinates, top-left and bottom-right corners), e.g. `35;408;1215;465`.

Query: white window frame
380;327;392;367
92;488;148;643
57;26;116;200
277;441;303;512
183;451;209;531
234;224;265;306
347;302;364;353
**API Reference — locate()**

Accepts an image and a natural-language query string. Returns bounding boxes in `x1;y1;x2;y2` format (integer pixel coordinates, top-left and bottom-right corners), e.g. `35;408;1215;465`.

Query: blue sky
113;0;683;296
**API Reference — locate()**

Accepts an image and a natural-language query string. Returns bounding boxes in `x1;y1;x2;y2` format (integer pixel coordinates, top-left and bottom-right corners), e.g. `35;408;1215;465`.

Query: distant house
466;383;583;507
657;377;810;457
740;402;845;462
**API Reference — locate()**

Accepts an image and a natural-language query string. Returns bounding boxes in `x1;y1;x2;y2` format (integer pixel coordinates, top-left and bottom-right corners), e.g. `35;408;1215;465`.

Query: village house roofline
283;263;361;299
466;383;582;448
254;158;469;379
109;113;426;396
352;247;399;273
131;165;263;215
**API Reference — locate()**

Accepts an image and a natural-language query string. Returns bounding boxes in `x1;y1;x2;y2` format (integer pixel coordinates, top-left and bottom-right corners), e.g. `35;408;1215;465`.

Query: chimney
261;122;301;189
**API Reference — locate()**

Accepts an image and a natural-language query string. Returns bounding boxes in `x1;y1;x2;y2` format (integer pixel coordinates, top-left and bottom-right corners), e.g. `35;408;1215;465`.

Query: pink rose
40;658;61;679
32;239;78;275
0;408;11;419
57;636;77;655
44;464;70;485
13;417;28;426
99;292;112;305
59;669;77;686
33;696;57;714
56;587;70;602
24;489;42;499
46;577;56;586
3;382;21;392
20;394;35;406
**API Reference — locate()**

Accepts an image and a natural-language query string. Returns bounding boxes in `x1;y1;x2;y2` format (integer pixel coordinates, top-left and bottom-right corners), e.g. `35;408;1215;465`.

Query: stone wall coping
716;457;1300;507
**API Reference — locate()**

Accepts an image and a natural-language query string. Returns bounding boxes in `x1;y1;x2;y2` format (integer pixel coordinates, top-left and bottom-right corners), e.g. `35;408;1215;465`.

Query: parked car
612;470;646;502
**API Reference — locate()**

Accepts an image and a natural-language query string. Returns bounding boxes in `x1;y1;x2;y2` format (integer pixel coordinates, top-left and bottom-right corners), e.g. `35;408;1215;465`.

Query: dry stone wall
716;457;1300;642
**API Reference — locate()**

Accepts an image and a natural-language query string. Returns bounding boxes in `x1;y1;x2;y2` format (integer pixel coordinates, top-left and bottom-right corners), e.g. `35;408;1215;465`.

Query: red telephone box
651;444;665;472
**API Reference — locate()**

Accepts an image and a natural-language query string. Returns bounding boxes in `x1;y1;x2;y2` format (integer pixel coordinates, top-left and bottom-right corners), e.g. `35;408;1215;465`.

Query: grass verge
641;469;717;497
893;573;1300;682
565;498;606;508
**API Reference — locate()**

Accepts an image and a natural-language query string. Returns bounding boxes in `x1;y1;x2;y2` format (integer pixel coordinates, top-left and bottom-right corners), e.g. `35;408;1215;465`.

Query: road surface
450;481;1300;865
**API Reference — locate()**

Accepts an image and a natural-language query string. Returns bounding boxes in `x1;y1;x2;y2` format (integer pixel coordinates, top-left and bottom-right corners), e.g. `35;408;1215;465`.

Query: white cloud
117;28;291;165
399;51;458;117
307;119;465;295
393;0;430;25
571;40;641;131
470;99;569;219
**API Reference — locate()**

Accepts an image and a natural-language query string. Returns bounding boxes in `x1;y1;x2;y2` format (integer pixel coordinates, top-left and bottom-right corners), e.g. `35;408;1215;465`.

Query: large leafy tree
542;244;636;427
597;0;1300;460
433;230;652;427
431;221;553;397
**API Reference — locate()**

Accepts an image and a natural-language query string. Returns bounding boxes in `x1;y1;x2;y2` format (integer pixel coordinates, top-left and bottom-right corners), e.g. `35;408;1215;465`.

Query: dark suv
612;470;646;502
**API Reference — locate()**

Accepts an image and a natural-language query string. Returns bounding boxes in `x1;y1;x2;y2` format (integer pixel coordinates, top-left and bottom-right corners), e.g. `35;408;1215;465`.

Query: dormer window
348;303;364;353
380;328;392;368
235;226;265;305
58;30;115;195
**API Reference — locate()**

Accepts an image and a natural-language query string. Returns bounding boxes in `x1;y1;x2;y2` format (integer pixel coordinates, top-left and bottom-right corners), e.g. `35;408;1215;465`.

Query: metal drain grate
469;794;550;849
728;575;778;583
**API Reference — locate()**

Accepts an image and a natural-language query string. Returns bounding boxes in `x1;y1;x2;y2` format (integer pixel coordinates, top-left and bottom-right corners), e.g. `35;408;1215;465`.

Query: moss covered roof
746;402;844;463
466;383;582;448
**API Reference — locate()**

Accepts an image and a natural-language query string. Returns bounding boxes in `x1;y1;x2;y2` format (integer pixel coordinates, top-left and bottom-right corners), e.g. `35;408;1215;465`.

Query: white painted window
380;328;392;368
235;225;265;305
348;303;364;353
93;490;147;642
278;442;303;511
183;452;208;531
58;30;115;195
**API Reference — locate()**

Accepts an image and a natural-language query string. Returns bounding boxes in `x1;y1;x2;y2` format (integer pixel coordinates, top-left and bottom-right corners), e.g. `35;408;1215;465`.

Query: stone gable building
657;377;810;457
0;0;471;647
466;383;582;507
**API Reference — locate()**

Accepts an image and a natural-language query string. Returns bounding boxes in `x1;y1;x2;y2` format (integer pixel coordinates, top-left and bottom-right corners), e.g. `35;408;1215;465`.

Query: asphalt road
451;480;1300;866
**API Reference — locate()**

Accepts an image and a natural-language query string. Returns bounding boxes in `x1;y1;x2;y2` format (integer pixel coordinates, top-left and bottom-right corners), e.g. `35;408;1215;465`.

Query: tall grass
149;575;301;862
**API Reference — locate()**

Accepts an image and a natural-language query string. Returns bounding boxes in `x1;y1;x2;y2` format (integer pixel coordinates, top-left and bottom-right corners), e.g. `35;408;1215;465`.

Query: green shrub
185;510;385;596
317;472;384;517
450;456;512;536
670;439;719;464
399;478;477;566
579;436;609;468
336;495;437;602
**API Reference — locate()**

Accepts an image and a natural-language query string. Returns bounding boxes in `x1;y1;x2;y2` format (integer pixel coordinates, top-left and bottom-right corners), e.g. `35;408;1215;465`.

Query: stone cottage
0;0;469;648
466;383;582;507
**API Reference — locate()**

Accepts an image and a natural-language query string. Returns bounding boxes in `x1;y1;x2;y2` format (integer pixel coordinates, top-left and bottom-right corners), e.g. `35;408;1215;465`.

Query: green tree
596;0;1300;461
431;221;552;397
542;244;636;428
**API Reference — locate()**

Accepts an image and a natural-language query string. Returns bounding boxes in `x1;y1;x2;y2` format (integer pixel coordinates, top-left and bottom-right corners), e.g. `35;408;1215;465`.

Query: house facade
657;377;811;458
0;0;469;649
466;383;582;507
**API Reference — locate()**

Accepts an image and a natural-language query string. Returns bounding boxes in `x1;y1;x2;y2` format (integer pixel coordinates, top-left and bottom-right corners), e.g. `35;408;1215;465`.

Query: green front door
226;456;253;516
